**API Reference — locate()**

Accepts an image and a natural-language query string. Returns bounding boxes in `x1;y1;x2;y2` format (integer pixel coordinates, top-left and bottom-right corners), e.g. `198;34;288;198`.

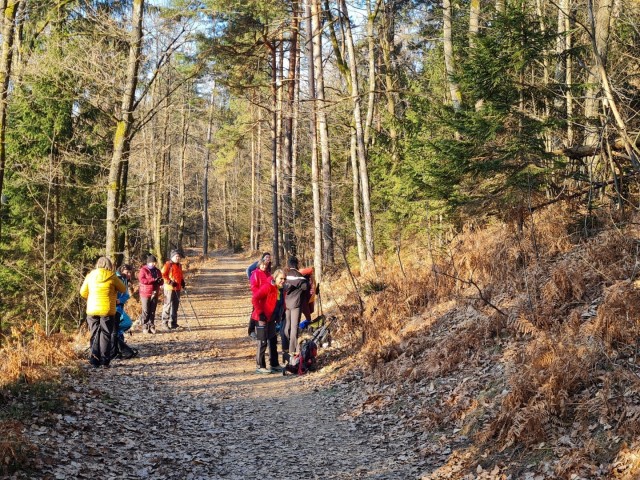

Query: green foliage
393;4;563;227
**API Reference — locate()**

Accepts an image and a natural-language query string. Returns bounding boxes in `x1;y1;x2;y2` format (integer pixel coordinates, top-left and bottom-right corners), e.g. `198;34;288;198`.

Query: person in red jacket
138;254;163;334
252;269;285;374
161;249;185;330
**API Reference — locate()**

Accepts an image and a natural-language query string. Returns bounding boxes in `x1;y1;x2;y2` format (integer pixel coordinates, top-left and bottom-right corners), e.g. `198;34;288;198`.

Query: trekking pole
317;282;325;326
182;287;202;327
178;300;192;332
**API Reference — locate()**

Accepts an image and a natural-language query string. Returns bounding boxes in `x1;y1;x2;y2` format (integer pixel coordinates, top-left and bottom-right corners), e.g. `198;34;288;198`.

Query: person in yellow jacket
161;249;185;330
80;256;126;368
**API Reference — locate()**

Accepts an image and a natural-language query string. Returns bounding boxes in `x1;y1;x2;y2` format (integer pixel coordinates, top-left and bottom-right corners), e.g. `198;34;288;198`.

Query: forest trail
21;253;425;479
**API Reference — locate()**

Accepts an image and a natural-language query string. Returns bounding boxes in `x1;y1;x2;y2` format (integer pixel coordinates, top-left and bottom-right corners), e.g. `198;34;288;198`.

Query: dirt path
20;254;425;479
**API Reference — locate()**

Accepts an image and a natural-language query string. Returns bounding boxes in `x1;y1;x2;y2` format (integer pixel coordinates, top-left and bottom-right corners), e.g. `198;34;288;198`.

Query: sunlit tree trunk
306;0;322;282
312;0;334;265
268;40;280;266
339;0;374;265
203;88;214;255
283;0;299;257
105;0;144;262
443;0;461;111
350;130;366;269
177;97;189;251
250;101;257;252
364;0;380;148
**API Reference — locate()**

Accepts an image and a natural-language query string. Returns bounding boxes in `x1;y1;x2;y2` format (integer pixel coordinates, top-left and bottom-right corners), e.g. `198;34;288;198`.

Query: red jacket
138;265;161;298
250;268;271;296
252;281;279;322
162;261;184;291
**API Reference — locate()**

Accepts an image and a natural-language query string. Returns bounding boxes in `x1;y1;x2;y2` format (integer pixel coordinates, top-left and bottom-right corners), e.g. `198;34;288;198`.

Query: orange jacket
162;261;184;291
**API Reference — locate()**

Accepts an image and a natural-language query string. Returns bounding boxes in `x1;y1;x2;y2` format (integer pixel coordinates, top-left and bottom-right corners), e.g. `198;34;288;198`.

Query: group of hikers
247;252;316;374
79;249;186;368
79;248;318;374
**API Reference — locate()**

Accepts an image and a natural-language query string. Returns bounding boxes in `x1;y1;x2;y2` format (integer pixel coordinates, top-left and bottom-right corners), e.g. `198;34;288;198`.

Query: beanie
146;254;157;263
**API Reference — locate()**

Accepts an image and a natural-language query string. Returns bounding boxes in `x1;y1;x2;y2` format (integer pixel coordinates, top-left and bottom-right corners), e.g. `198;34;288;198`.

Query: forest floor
9;253;430;480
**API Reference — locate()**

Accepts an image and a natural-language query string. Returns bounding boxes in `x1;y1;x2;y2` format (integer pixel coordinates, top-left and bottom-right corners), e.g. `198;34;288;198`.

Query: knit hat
170;249;182;259
146;254;157;263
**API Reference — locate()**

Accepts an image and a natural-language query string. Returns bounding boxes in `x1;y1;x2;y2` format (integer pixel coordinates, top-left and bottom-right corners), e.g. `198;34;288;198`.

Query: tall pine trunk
339;0;374;265
105;0;144;262
312;0;334;265
283;1;299;257
306;0;323;283
203;88;214;256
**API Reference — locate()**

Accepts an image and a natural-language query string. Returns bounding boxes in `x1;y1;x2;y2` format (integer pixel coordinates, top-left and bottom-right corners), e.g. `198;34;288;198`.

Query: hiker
246;252;272;338
252;268;286;373
283;256;309;359
246;252;272;280
298;266;316;329
161;249;185;330
138;254;163;334
79;256;126;368
113;264;138;359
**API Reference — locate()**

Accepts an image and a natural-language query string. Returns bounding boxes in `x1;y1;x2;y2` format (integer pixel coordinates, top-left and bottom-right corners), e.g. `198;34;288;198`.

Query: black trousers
87;315;114;366
256;321;278;368
140;295;158;327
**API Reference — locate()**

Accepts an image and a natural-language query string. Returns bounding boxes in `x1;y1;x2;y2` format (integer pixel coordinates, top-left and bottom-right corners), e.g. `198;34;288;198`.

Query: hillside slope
324;205;640;479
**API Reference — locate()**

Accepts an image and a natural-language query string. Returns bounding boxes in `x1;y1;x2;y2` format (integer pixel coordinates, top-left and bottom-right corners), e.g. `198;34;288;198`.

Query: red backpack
284;339;318;375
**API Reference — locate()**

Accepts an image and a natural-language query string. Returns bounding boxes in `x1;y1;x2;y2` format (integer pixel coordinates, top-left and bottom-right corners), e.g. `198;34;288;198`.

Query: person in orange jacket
161;249;185;330
80;256;126;368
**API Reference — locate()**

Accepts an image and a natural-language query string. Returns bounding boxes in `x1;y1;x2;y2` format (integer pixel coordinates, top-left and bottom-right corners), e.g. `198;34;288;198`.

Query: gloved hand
155;277;164;286
299;319;310;330
170;280;178;288
181;280;186;288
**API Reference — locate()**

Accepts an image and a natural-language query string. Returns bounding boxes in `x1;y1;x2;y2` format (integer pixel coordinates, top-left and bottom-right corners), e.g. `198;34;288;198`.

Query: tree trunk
268;41;280;266
250;101;257;252
256;106;263;251
105;0;144;262
379;0;398;164
312;0;334;265
283;1;299;257
306;0;323;283
223;179;232;249
364;0;381;148
350;129;366;270
443;0;461;110
339;0;375;264
0;0;19;242
203;88;214;256
177;98;189;251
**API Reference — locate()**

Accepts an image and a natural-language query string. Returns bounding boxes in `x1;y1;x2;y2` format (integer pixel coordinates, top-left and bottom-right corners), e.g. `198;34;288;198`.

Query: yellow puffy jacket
79;268;127;316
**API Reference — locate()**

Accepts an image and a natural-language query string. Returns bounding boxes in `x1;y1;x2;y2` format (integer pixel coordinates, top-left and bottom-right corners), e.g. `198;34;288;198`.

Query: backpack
284;339;317;375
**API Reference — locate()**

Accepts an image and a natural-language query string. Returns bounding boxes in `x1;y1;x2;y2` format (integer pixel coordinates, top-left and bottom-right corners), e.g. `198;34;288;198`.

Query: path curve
20;254;422;479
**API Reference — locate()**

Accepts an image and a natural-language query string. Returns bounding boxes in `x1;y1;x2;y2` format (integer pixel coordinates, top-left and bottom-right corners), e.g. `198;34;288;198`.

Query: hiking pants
140;295;158;327
87;315;114;366
162;288;181;327
256;335;278;368
285;307;302;355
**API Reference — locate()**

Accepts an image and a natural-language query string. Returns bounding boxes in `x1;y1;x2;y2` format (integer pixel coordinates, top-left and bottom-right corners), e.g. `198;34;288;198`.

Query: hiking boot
149;325;156;334
143;327;149;334
270;365;284;372
255;367;273;374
